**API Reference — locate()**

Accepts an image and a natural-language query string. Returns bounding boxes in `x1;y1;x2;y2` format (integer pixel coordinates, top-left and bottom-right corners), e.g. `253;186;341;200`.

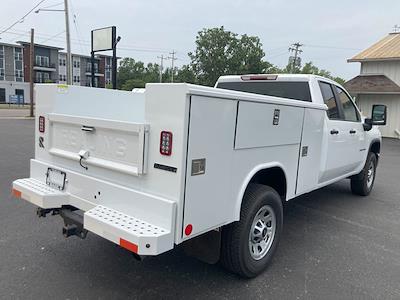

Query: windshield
216;81;312;102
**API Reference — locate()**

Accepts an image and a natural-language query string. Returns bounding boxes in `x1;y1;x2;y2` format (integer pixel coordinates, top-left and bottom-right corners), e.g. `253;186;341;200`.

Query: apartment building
0;42;29;103
0;41;115;104
58;53;113;88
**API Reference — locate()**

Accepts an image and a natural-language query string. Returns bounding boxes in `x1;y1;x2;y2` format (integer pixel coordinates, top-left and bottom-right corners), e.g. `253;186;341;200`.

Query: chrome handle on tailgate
81;125;95;133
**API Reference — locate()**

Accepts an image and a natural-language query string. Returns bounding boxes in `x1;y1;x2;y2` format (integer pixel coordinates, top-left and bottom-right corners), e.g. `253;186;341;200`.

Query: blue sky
1;0;399;80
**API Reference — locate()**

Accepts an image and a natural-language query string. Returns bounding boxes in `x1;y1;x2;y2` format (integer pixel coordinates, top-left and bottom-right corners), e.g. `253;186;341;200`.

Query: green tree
117;58;162;90
189;27;267;86
300;62;345;85
175;65;197;84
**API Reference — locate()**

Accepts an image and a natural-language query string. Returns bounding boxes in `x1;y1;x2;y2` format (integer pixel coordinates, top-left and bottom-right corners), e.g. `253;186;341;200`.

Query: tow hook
60;207;88;239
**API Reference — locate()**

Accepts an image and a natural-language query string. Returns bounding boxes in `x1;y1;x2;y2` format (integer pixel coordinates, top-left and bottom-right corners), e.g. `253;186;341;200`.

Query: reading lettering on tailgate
46;114;148;175
60;127;129;160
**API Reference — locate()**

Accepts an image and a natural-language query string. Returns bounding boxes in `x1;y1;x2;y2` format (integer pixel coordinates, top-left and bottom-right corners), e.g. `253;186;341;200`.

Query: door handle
330;129;339;135
349;129;356;134
81;125;95;133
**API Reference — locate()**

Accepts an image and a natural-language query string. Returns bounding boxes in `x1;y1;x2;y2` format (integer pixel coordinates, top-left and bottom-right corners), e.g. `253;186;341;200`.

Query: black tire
220;184;283;278
351;152;377;196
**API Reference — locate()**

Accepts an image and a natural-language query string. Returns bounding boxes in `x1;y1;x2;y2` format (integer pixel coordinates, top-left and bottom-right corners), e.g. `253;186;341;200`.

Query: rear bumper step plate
13;178;69;208
84;205;174;255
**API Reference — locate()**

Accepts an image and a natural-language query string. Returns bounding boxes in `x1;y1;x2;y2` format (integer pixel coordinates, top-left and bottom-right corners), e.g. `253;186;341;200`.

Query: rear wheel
220;184;283;278
351;152;377;196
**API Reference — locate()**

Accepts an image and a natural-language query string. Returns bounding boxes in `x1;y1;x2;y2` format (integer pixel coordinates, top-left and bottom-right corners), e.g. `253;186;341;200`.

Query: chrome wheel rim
366;161;375;189
249;205;276;260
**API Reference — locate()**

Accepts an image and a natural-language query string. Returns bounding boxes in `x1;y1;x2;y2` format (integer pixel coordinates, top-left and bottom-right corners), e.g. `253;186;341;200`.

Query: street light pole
64;0;72;85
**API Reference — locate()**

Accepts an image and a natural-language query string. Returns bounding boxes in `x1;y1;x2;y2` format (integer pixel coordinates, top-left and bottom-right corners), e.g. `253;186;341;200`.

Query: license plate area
46;168;66;190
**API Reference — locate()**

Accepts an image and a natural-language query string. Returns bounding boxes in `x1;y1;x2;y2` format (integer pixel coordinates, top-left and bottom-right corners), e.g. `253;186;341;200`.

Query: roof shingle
344;74;400;94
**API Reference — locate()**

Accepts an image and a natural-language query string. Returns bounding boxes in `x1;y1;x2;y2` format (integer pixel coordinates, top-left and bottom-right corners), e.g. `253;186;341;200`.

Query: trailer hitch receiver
60;207;88;239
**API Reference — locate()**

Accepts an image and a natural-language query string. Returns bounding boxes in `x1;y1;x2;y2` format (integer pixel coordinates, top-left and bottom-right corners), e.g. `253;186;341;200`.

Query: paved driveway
0;119;399;299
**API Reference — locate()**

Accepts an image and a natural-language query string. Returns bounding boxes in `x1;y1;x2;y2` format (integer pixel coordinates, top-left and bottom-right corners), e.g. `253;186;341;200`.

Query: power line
0;0;47;36
40;30;65;44
41;1;63;9
69;0;88;54
2;28;181;55
303;44;362;51
267;51;289;59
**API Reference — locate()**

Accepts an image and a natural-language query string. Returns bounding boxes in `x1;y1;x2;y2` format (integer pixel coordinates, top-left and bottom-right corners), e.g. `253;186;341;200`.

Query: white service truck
12;74;387;278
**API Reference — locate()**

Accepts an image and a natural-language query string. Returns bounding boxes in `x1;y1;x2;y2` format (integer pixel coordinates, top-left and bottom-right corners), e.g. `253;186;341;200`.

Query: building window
36;72;42;83
86;76;98;87
87;62;99;73
14;48;23;82
59;74;66;82
14;48;23;61
59;58;66;66
35;55;50;67
36;72;50;83
73;75;80;83
15;70;23;82
73;60;80;68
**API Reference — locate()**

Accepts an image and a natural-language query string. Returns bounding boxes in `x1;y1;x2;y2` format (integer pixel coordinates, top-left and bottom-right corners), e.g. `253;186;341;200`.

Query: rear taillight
160;131;173;156
38;116;45;133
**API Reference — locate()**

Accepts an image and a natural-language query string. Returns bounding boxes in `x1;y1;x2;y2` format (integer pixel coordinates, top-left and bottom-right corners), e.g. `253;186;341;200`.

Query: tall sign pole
29;28;34;118
91;26;120;89
112;27;117;89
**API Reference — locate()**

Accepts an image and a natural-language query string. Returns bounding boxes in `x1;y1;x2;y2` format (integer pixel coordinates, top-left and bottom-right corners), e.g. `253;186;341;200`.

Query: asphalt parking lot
1;119;399;299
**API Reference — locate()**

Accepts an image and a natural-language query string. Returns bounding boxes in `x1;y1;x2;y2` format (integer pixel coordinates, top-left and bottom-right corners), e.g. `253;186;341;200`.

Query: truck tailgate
48;113;149;176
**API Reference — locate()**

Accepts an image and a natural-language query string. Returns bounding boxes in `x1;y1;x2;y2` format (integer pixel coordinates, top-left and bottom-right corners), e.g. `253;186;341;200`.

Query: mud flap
182;229;221;264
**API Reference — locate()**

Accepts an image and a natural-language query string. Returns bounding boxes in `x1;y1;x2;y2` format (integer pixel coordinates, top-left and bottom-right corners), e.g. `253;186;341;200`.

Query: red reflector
241;74;278;81
12;188;21;198
185;224;193;236
119;238;138;253
160;131;173;156
38;116;45;133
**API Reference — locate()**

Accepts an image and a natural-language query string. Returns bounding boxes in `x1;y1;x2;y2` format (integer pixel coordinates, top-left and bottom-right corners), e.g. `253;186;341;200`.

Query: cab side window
319;82;339;119
335;86;360;122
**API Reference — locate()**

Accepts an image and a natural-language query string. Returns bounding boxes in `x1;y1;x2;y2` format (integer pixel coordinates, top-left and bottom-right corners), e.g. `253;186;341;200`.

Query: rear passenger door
319;81;351;182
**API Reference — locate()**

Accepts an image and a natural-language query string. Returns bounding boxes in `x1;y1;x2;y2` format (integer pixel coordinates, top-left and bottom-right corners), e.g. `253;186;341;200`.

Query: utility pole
64;0;72;85
29;28;34;117
288;42;303;73
168;50;177;82
157;55;168;83
34;1;71;83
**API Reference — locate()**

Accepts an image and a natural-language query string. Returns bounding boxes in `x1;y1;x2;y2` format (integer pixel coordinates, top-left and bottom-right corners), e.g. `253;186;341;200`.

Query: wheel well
248;167;287;200
370;141;381;156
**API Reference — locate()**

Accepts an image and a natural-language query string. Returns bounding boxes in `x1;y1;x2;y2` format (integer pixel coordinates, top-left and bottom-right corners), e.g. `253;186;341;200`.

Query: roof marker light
241;74;278;81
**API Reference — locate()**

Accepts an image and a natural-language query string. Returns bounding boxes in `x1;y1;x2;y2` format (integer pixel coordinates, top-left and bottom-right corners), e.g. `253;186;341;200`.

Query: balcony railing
34;62;56;69
34;78;56;83
86;67;100;73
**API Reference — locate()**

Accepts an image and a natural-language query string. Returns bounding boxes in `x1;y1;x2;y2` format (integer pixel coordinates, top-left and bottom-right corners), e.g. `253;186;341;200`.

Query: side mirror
364;104;387;131
371;104;387;125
